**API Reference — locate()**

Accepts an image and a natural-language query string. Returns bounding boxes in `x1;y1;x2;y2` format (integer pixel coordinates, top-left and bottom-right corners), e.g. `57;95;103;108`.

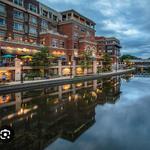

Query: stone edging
0;69;135;93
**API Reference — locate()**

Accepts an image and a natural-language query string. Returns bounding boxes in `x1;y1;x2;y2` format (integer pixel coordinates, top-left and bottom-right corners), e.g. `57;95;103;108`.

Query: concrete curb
0;69;135;93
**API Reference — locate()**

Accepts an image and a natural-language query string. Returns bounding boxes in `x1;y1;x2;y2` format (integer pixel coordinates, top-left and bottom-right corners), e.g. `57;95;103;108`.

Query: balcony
0;39;43;48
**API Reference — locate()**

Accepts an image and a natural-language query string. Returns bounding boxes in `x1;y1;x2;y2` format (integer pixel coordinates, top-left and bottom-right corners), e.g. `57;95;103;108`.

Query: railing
0;39;43;47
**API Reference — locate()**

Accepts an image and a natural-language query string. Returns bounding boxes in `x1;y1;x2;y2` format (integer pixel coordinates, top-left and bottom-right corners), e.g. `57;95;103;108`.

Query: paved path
0;69;135;93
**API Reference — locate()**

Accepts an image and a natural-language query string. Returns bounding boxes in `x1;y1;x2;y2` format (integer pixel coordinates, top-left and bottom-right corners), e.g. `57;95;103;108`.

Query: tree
79;50;93;69
31;47;55;77
102;53;112;72
120;54;140;62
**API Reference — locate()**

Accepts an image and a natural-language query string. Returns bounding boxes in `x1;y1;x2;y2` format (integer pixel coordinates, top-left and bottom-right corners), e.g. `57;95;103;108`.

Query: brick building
96;36;122;69
0;0;122;81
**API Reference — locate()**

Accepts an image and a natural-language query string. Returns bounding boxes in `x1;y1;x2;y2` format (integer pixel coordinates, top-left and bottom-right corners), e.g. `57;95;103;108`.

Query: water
0;74;150;150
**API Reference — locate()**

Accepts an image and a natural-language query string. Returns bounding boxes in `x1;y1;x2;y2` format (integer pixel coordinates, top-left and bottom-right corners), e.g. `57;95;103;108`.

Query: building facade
96;36;122;70
0;0;122;81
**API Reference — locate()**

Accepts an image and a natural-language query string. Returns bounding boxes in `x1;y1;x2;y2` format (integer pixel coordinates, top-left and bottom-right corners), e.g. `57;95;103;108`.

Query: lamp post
68;61;72;78
20;61;23;83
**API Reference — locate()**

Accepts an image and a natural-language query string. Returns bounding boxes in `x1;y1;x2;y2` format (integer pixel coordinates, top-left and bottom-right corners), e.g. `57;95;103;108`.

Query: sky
39;0;150;58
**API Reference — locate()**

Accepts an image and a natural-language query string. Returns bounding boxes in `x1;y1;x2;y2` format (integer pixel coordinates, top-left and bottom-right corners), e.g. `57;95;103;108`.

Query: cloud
39;0;150;58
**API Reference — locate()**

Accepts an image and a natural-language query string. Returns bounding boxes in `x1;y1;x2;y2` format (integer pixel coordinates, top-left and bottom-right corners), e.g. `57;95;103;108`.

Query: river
0;73;150;150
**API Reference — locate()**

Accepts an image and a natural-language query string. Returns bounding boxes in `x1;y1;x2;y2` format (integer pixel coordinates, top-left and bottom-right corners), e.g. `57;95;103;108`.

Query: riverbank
0;69;135;93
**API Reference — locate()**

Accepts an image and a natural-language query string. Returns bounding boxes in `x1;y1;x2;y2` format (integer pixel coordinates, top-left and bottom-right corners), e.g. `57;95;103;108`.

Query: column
84;81;87;87
84;68;87;75
15;92;22;111
58;60;62;76
15;58;21;81
72;60;76;77
93;60;97;74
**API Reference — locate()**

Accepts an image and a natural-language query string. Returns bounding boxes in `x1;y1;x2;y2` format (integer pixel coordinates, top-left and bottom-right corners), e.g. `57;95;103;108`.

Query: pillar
93;60;97;74
15;58;21;81
15;92;22;111
58;60;62;76
72;60;76;77
84;68;87;75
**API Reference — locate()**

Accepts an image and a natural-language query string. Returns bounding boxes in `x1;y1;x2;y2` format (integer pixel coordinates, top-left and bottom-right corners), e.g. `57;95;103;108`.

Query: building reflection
0;77;121;150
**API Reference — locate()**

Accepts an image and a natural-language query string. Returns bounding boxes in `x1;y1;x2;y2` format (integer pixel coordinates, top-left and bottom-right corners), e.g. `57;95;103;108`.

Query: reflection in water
0;76;121;150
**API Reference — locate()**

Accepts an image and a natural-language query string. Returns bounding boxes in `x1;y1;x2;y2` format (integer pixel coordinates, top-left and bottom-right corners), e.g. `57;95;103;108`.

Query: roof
61;9;96;25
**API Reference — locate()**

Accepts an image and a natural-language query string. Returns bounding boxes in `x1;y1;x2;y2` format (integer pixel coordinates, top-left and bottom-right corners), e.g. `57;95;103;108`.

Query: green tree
120;54;140;62
102;53;112;72
79;50;93;69
31;47;54;77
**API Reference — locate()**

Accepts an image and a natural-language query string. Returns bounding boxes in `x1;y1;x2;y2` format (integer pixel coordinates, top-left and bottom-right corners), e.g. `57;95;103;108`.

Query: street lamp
20;61;23;83
68;61;72;78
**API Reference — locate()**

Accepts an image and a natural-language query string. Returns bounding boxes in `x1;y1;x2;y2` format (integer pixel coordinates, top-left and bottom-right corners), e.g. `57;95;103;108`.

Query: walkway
0;69;135;93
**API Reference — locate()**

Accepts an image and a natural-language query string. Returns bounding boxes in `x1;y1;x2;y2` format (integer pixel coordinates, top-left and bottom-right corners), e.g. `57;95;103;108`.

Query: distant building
96;36;122;69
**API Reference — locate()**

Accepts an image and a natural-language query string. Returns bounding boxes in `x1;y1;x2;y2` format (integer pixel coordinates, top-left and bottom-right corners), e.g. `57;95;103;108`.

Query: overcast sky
39;0;150;58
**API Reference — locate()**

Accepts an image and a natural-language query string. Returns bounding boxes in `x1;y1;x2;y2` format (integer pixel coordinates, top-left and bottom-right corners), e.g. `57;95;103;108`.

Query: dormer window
13;0;23;7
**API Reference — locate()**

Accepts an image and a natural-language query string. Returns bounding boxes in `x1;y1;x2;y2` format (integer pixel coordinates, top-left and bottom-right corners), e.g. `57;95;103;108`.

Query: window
30;15;37;24
13;9;23;19
52;39;58;48
0;18;6;26
60;40;65;48
13;0;23;6
0;3;5;13
53;15;57;21
49;12;52;18
41;19;48;28
29;3;37;13
13;22;23;31
0;30;5;40
81;28;85;32
74;42;78;49
42;10;48;17
29;26;37;35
